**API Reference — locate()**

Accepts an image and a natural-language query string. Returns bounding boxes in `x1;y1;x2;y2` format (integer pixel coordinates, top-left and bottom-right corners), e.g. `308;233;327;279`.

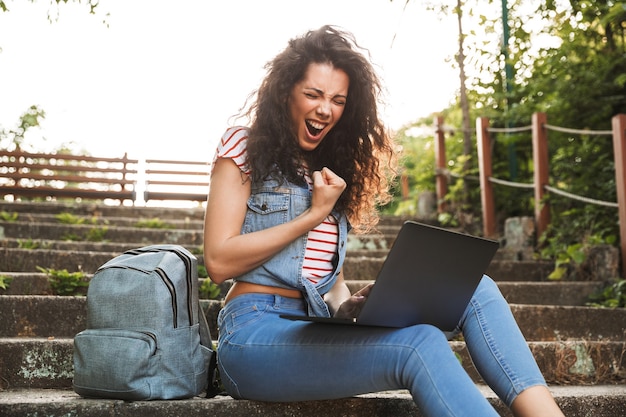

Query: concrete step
0;200;415;229
0;201;206;220
1;337;624;389
0;221;205;247
1;271;603;306
9;212;205;230
0;247;207;274
0;248;124;275
1;386;625;417
0;196;453;234
344;280;603;306
0;212;420;241
0;223;397;258
0;296;223;339
2;296;625;342
0;245;557;283
495;281;604;306
0;273;230;298
0;237;187;254
341;255;556;282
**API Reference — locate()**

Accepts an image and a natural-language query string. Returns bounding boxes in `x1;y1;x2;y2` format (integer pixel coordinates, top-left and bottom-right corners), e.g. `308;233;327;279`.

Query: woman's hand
333;283;374;319
310;167;346;221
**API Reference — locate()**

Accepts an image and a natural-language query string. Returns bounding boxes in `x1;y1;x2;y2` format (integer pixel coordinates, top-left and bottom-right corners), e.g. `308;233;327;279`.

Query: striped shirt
213;127;338;284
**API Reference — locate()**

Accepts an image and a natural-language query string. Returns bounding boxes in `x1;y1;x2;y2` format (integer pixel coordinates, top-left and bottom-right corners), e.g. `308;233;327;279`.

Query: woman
204;25;564;417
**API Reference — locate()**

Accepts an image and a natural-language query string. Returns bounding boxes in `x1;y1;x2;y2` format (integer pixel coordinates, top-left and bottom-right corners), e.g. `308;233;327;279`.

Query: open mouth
306;120;325;137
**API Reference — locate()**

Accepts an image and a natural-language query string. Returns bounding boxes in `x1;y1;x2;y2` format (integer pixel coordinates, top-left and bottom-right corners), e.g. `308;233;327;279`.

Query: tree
0;0;107;24
0;105;46;152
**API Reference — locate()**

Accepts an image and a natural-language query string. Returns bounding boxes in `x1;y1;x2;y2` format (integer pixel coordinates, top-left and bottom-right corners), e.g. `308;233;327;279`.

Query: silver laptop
281;221;499;331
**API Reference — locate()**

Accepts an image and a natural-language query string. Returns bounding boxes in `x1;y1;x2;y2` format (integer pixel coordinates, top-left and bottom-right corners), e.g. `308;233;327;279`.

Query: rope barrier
544;185;619;208
436;170;617;208
488;177;535;189
435;116;620;210
437;122;612;136
487;125;532;133
544;124;613;136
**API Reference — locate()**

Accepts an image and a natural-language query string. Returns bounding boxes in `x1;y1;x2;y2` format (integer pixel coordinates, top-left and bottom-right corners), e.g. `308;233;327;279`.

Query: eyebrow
306;87;348;100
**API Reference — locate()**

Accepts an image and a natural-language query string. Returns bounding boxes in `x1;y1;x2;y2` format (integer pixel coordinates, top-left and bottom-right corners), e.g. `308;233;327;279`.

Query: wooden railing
0;150;211;205
143;159;210;203
433;112;626;279
0;150;138;203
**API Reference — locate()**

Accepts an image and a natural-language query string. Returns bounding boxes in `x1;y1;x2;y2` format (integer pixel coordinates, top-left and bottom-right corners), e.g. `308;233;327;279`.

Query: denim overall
234;177;349;317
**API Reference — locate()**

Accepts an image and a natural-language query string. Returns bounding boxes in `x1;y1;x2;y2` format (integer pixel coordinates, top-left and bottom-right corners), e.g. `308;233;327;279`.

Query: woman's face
289;62;349;151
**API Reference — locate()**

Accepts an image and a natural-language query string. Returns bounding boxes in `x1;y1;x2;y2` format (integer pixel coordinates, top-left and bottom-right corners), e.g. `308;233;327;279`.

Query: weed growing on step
37;267;89;296
56;213;84;224
55;212;101;225
0;210;18;222
199;279;221;300
17;238;39;249
61;227;108;242
134;218;174;229
61;232;82;241
198;265;209;279
0;275;13;291
586;279;626;308
198;265;221;299
540;232;616;280
85;226;108;242
544;242;586;280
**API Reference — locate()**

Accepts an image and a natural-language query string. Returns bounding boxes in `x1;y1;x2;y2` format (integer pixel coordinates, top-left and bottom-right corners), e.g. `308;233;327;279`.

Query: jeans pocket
223;302;269;336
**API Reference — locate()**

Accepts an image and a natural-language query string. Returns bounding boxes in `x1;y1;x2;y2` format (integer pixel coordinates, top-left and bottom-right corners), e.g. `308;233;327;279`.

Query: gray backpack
73;244;218;400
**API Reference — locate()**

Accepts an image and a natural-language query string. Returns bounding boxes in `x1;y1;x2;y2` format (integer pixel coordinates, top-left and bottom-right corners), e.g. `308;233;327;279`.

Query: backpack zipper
125;247;195;327
166;248;195;327
155;267;178;328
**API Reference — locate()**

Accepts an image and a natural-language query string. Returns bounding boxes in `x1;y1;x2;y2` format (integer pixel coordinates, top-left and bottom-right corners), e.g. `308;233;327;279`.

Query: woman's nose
317;101;331;117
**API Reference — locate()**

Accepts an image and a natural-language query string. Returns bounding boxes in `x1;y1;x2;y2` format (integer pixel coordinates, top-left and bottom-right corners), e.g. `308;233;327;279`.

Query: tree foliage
394;0;626;253
0;105;46;152
0;0;107;23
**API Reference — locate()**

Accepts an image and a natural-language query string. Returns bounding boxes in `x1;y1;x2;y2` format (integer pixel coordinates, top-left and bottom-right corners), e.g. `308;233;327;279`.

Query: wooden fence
433;112;626;279
0;150;210;205
0;150;138;203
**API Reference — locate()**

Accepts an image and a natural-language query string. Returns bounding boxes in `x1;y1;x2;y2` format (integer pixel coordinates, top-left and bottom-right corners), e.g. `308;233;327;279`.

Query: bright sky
0;0;460;161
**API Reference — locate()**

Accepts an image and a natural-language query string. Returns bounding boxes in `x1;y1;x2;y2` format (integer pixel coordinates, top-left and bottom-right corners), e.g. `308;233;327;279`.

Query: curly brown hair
243;25;397;233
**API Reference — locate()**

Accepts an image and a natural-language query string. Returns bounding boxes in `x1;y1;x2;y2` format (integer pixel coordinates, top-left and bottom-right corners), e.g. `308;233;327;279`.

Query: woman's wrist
299;207;330;230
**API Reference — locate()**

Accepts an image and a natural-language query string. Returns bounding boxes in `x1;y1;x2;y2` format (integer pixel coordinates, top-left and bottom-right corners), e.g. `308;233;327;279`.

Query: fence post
612;114;626;280
434;116;447;213
532;112;550;239
476;117;496;238
400;174;409;200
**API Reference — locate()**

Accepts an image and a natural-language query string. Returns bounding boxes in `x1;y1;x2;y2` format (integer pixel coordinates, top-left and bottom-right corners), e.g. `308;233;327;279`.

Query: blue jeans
216;276;547;416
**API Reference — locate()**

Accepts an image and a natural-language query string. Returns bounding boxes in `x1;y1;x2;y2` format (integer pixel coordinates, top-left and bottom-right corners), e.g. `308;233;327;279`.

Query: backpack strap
198;301;221;398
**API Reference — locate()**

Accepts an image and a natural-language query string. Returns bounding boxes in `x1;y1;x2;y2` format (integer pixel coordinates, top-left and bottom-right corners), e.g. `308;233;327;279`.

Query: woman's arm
323;270;351;315
203;158;346;283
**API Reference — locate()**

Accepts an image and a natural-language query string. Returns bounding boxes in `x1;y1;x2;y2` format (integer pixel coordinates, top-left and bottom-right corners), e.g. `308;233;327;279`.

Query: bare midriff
224;281;303;304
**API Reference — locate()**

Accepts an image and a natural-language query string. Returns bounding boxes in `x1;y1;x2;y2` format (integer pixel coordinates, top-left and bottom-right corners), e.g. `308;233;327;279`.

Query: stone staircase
0;200;624;416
